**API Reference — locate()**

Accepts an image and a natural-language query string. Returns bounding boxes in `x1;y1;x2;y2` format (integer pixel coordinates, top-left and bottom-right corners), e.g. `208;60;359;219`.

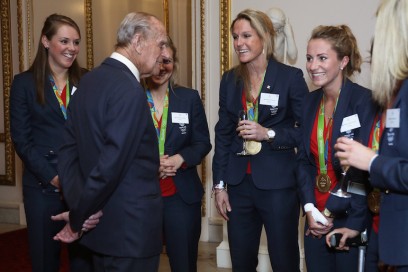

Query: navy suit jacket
58;57;162;258
296;79;375;231
10;71;79;188
370;79;408;265
164;86;211;204
213;58;308;189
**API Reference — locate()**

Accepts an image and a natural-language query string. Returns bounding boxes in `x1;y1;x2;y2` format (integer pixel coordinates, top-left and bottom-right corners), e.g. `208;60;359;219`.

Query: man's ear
132;34;143;55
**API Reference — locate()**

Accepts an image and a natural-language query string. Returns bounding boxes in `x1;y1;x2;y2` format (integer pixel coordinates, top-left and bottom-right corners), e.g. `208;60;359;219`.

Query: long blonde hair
371;0;408;108
231;9;275;98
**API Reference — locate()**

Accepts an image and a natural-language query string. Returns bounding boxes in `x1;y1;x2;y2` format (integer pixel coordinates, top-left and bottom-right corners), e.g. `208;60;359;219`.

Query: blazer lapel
258;59;278;123
166;89;176;141
45;80;66;119
305;90;323;163
331;80;352;143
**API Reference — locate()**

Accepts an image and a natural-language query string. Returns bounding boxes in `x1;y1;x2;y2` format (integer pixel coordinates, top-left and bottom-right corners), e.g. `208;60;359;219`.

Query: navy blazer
370;79;408;265
213;58;308;189
58;57;162;258
296;79;375;231
10;71;78;187
164;86;211;204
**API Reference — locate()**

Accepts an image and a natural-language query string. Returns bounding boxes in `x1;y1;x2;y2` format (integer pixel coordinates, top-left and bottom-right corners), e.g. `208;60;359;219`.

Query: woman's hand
335;137;376;171
159;154;184;178
50;175;60;189
237;120;268;142
305;212;333;238
214;190;231;221
326;227;360;250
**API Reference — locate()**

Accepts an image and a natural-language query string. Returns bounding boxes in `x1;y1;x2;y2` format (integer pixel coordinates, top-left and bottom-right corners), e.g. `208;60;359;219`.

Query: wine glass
330;135;357;198
236;110;248;156
330;164;351;198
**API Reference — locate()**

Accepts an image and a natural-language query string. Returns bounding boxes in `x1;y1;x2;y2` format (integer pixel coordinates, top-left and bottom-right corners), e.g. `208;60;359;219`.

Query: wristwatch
267;129;276;142
323;208;334;218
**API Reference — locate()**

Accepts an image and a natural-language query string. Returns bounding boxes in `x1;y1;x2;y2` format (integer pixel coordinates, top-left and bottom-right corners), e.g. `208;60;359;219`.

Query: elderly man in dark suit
52;12;168;271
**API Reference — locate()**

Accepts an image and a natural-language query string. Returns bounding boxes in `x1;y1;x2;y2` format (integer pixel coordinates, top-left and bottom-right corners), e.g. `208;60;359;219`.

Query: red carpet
0;228;69;272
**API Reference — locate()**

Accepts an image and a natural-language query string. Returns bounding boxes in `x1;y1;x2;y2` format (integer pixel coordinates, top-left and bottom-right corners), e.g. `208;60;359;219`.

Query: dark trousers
227;174;300;272
163;193;201;272
23;185;94;272
304;217;359;272
24;185;65;272
93;253;160;272
365;230;379;272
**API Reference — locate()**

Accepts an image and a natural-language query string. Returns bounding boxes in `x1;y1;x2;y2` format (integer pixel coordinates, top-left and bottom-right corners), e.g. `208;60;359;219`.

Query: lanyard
241;71;266;122
49;75;70;119
370;111;384;153
317;93;339;174
146;88;169;156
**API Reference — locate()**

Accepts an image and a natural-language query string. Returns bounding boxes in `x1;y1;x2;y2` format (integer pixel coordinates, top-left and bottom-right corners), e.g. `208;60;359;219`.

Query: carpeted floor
0;228;68;272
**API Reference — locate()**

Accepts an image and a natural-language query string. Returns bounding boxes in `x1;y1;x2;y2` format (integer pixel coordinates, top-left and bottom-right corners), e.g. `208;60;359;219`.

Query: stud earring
340;67;343;70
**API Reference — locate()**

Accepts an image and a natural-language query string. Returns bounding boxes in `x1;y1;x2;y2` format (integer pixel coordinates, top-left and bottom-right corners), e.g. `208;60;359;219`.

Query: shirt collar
110;52;140;82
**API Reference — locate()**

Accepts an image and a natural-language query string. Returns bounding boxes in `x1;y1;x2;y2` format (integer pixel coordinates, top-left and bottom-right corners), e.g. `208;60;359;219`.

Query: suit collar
110;52;140;81
103;57;139;81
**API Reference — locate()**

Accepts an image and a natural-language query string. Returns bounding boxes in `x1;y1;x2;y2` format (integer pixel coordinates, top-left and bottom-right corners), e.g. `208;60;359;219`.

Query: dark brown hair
29;13;82;105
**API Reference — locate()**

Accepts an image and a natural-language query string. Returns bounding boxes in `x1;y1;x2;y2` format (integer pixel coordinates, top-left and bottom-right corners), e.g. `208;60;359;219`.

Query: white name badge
71;86;77;95
340;114;361;132
172;112;189;124
386;108;400;128
260;93;279;107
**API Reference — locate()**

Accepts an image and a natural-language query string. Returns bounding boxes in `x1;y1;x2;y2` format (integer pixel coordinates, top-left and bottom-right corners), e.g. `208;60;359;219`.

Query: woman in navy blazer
212;9;308;271
336;0;408;270
144;37;211;272
10;14;91;272
296;25;375;272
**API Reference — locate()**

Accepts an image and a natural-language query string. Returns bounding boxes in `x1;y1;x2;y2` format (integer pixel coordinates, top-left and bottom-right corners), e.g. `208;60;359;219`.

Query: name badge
71;86;77;95
172;112;189;124
260;93;279;107
340;114;361;132
386;108;400;128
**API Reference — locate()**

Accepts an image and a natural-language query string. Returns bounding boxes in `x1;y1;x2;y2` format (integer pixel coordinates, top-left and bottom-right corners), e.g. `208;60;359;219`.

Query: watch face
268;130;275;138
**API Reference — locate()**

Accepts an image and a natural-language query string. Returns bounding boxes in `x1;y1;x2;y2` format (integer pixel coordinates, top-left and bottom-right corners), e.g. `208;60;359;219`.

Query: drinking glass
236;110;248;156
330;164;351;198
330;136;358;198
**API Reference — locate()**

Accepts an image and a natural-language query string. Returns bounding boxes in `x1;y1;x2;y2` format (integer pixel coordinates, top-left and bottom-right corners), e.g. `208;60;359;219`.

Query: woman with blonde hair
213;9;308;271
335;0;408;270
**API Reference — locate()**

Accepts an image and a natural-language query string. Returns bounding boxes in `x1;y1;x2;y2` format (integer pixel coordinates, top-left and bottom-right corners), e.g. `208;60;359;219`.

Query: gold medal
245;140;261;155
316;174;331;193
368;191;381;214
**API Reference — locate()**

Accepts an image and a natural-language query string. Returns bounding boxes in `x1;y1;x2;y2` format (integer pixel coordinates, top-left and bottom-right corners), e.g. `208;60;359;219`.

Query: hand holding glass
237;110;248;156
330;137;357;198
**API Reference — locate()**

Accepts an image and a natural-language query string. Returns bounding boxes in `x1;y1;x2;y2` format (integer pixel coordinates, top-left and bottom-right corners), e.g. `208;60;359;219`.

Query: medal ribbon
146;88;169;156
370;112;384;153
49;75;70;119
317;93;339;175
242;71;266;122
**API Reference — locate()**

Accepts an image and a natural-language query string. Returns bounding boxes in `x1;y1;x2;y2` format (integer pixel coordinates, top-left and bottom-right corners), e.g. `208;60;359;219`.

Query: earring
45;47;49;50
340;67;343;70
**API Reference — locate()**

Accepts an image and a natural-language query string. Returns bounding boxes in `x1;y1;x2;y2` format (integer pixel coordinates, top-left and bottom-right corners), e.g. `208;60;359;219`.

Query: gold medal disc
316;174;331;193
245;141;262;155
367;191;381;214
